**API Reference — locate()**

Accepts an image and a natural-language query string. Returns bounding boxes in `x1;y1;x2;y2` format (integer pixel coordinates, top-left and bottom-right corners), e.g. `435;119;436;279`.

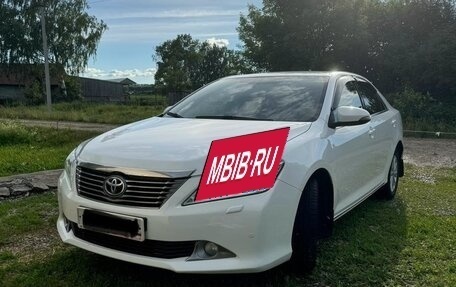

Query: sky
81;0;262;84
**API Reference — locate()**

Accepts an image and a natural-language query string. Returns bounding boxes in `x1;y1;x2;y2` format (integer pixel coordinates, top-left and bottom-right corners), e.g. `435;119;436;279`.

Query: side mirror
329;106;371;128
163;106;172;114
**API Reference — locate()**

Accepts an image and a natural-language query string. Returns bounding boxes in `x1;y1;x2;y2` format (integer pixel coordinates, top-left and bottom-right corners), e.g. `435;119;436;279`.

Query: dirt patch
403;138;456;168
0;229;65;264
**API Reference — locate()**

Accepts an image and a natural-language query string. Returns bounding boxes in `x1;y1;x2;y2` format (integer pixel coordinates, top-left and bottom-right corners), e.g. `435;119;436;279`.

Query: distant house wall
78;77;126;103
0;85;24;100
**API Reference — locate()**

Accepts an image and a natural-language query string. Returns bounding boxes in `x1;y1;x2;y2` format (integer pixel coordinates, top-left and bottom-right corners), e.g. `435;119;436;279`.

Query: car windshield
166;75;329;122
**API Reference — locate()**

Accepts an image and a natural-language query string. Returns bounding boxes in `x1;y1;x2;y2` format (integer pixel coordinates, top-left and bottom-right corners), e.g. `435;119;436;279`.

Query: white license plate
77;207;146;241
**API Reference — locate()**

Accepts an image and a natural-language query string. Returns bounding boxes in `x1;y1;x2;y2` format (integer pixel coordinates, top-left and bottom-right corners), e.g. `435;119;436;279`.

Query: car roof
224;71;363;80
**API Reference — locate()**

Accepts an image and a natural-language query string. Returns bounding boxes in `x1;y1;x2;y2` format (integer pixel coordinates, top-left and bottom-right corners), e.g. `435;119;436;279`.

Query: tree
154;34;248;94
153;34;200;94
238;0;337;72
191;42;251;89
237;0;456;98
0;0;107;74
370;0;456;97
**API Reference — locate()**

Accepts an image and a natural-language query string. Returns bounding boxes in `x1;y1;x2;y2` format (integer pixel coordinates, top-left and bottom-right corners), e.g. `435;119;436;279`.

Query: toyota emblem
104;175;127;197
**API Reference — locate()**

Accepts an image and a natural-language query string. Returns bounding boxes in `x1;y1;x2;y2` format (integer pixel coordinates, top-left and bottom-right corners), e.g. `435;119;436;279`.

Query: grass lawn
0;163;455;286
0;102;165;125
0;122;99;177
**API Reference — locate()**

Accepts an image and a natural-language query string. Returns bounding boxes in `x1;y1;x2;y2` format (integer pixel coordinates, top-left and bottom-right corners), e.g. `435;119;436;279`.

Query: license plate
77;207;146;241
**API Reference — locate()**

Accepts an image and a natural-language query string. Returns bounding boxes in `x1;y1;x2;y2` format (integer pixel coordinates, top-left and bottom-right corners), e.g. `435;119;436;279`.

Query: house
0;64;64;103
77;77;127;103
0;65;129;103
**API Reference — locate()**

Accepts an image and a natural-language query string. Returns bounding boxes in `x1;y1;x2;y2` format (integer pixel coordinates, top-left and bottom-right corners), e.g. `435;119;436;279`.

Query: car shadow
65;194;407;286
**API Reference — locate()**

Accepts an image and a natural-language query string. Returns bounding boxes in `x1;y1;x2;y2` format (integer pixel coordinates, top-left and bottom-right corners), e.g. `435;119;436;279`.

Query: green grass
0;102;165;125
128;94;167;107
0;122;99;177
0;165;455;286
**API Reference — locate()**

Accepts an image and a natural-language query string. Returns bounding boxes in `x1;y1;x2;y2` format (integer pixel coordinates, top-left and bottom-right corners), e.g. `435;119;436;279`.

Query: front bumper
57;170;301;273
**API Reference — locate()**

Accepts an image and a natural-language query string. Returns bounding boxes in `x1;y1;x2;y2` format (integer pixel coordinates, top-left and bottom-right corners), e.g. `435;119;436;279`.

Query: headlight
64;150;76;175
64;149;77;189
183;160;285;205
64;139;91;189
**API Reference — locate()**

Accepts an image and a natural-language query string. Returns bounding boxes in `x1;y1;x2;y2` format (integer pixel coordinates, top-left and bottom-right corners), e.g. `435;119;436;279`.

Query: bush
387;87;435;119
55;76;83;102
386;87;456;132
23;80;44;105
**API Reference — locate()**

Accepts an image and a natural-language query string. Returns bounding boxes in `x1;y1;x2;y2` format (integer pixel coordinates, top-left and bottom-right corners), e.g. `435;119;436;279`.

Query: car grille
76;166;189;208
71;223;196;259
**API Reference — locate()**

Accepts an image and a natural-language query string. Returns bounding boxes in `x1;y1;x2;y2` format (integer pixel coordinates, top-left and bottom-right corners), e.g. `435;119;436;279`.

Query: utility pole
40;6;52;112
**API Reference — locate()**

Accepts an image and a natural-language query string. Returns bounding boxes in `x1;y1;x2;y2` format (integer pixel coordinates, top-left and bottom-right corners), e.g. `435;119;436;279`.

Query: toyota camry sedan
57;72;404;273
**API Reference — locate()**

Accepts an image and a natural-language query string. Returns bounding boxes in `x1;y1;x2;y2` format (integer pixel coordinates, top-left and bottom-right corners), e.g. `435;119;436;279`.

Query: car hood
78;117;311;175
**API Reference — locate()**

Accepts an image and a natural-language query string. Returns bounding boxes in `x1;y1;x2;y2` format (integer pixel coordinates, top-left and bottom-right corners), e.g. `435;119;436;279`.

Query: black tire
290;178;320;273
377;151;400;200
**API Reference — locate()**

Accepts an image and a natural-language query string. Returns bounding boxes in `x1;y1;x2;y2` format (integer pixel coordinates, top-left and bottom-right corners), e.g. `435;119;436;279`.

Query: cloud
81;67;156;84
109;68;156;78
81;67;108;78
82;67;156;78
205;37;229;47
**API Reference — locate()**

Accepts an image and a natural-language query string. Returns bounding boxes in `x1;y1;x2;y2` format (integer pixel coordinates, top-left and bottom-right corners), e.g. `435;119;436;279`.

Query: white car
57;72;404;273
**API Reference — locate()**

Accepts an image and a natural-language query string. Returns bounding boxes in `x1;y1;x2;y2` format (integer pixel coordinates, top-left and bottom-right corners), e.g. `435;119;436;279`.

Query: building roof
106;78;137;85
0;64;64;86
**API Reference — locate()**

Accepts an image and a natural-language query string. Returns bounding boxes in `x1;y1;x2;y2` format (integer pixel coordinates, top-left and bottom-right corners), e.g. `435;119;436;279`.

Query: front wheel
378;152;400;200
290;178;320;273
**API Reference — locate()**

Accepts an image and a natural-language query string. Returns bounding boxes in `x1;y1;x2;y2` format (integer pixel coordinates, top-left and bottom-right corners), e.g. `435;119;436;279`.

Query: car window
168;76;329;122
333;76;363;109
356;81;386;115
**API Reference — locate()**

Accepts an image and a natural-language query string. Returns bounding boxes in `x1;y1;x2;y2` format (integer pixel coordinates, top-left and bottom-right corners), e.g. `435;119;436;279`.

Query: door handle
391;119;397;127
368;127;375;138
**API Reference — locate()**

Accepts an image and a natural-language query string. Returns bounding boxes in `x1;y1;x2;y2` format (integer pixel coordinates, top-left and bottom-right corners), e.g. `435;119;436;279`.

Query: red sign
195;127;290;202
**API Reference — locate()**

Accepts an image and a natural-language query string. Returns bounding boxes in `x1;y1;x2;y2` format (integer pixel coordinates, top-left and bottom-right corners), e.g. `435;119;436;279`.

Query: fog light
204;242;218;257
187;241;236;261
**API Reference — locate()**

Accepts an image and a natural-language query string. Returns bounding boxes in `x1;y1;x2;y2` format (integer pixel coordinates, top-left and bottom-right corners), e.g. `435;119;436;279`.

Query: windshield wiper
194;115;274;121
166;111;183;118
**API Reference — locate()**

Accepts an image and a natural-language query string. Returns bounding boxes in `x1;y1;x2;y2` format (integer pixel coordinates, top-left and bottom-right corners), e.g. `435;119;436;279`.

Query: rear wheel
290;178;320;273
377;151;400;200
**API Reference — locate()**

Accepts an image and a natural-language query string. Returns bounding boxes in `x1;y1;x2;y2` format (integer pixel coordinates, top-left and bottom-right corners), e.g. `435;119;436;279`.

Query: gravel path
0;118;117;132
403;138;456;168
